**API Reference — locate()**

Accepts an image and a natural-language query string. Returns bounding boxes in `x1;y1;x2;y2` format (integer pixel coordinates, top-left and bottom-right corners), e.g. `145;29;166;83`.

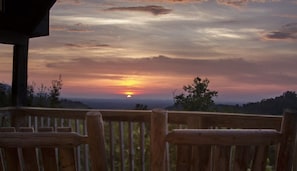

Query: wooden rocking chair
0;111;107;171
150;109;297;171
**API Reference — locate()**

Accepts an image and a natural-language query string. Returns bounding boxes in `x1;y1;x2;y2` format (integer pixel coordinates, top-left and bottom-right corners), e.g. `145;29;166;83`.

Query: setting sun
124;91;134;98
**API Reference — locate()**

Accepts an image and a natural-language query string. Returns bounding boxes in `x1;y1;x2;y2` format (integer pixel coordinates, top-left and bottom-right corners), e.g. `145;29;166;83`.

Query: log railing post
86;111;108;171
277;109;297;171
150;108;168;171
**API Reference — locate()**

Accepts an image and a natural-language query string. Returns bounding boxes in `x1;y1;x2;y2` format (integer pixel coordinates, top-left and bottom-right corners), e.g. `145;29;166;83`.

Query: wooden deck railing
0;107;289;171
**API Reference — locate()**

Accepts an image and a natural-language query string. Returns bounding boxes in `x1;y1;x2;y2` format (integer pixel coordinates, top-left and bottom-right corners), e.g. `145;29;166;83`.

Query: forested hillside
0;82;89;109
214;91;297;115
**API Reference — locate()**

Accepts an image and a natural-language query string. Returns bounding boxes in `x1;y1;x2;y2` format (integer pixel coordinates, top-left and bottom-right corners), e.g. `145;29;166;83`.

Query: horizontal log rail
0;107;282;128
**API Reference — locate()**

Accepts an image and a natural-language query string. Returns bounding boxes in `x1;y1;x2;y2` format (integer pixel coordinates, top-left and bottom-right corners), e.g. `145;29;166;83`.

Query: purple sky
1;0;297;103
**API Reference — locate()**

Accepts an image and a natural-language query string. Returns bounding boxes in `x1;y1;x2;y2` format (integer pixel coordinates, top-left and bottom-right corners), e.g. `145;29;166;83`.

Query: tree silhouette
174;76;218;111
49;75;63;107
134;103;148;110
26;75;63;107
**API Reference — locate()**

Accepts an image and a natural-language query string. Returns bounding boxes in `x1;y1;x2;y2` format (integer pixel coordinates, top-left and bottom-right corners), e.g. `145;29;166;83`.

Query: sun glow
115;76;144;97
118;78;140;87
124;91;134;98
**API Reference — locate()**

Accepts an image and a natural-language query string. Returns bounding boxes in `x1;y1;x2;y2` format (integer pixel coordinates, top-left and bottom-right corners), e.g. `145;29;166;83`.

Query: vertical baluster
75;119;81;171
140;122;145;171
83;119;89;171
128;122;134;171
68;119;71;127
41;117;44;127
119;121;125;171
28;116;32;127
109;121;115;171
47;117;50;127
54;118;58;130
34;116;38;130
60;118;64;127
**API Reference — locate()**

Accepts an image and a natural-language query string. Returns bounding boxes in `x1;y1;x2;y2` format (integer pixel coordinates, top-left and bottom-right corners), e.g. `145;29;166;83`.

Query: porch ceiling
0;0;56;43
0;0;56;107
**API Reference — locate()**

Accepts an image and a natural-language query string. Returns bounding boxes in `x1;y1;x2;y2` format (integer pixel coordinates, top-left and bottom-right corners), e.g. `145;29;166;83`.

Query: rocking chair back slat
38;127;58;171
19;127;39;171
0;127;19;171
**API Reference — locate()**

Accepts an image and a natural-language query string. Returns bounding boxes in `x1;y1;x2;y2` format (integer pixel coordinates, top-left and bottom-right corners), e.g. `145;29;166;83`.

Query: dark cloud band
262;23;297;40
105;5;172;15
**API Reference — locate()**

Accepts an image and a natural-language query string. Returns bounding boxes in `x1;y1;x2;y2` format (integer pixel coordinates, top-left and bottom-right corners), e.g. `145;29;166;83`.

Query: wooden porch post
11;39;29;106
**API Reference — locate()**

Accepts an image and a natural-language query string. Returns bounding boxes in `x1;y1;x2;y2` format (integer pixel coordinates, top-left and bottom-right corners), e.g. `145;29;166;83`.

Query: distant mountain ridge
2;81;296;115
74;92;297;115
213;91;297;115
71;98;173;110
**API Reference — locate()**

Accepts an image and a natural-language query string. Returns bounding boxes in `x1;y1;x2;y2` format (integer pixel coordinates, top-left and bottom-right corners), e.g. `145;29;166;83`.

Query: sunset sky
1;0;297;103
